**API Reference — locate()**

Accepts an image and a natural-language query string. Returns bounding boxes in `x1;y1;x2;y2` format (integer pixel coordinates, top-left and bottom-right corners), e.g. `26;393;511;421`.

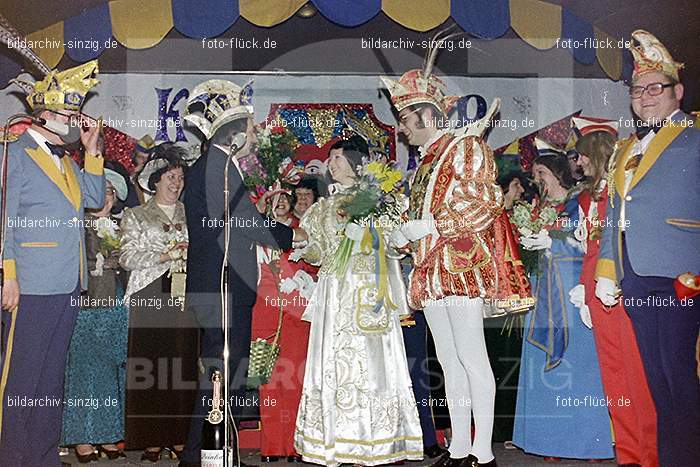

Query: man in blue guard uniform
0;60;105;467
595;29;700;467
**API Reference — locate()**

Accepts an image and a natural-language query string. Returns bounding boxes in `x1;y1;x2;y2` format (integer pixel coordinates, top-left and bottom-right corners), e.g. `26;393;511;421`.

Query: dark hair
210;117;248;146
292;176;321;204
147;144;188;192
497;172;537;205
575;131;616;200
329;135;368;177
532;153;576;190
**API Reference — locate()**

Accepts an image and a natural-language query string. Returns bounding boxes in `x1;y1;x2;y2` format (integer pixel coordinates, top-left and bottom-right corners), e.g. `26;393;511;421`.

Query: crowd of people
0;29;698;467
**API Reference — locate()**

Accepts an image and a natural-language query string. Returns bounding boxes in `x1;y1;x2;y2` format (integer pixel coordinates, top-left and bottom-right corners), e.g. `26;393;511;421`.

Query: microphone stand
220;141;244;467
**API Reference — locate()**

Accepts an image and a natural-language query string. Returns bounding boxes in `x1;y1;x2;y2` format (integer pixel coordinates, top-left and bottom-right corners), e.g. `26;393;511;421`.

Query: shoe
75;449;99;464
429;451;451;467
287;455;303;462
97;445;127;460
141;448;163;462
261;456;280;462
443;456;469;467
465;454;498;467
425;444;447;459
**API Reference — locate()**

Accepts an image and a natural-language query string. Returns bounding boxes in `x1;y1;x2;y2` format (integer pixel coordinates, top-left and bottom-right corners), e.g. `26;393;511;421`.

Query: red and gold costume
573;115;658;467
406;131;531;311
251;216;316;457
380;38;532;463
578;185;658;467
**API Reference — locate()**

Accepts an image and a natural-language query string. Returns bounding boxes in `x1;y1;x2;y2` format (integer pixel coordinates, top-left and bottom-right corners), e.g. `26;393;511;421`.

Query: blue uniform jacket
596;111;700;281
2;132;105;294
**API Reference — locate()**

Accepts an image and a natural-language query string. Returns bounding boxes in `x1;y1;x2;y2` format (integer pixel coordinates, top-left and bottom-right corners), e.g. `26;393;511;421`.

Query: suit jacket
184;145;293;313
596;111;700;281
2;132;105;294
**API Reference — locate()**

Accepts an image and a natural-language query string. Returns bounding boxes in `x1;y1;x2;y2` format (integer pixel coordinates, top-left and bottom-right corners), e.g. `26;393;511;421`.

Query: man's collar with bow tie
635;119;665;140
45;142;66;158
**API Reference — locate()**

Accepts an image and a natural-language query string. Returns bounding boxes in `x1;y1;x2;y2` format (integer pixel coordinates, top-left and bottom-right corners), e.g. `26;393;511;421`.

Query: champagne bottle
201;370;225;467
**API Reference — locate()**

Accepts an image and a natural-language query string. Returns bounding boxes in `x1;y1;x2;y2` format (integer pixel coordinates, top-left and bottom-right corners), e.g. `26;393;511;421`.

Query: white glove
389;228;410;248
569;284;585;307
595;277;619;306
579;303;593;329
294;270;316;300
279;277;299;294
401;219;437;242
344;222;365;241
568;284;592;329
520;229;552;251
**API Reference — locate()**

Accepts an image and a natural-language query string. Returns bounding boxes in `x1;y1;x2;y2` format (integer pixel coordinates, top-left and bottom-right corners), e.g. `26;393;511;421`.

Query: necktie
45;143;66;158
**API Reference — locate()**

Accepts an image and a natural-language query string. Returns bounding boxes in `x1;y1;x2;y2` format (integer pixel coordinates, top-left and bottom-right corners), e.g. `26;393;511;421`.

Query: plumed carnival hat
571;116;619;137
380;30;460;116
534;138;566;158
183;79;254;140
2;15;99;113
629;29;684;82
11;60;100;112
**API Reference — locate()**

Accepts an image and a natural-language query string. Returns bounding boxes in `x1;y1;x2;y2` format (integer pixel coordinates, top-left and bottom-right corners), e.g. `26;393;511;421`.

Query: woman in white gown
293;138;423;466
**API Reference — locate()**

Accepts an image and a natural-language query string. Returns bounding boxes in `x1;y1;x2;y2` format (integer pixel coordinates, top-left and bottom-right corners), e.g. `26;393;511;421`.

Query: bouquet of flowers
240;125;301;199
332;160;404;275
92;217;120;277
510;199;559;275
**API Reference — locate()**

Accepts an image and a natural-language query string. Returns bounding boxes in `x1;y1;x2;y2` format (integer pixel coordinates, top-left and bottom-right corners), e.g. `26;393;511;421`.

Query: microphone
34;117;68;136
228;133;247;157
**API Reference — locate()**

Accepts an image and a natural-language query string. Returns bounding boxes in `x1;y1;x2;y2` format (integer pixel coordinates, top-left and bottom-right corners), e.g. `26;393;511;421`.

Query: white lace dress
293;192;423;466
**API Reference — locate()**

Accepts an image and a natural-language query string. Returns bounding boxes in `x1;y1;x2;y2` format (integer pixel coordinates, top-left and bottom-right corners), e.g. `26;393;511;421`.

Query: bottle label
202;449;224;467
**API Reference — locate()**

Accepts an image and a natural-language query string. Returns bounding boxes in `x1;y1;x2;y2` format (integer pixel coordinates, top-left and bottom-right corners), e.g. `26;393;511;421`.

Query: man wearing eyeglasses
595;30;699;467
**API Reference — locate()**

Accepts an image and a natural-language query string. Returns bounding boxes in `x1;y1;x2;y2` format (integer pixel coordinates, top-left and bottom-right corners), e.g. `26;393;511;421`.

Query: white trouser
423;295;495;462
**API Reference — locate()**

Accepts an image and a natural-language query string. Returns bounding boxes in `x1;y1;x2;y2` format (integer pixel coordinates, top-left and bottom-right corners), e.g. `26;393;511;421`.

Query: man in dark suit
179;80;306;467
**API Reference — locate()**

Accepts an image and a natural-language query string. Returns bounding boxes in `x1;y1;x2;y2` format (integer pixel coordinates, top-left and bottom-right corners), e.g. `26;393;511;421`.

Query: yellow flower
380;168;402;192
366;161;384;177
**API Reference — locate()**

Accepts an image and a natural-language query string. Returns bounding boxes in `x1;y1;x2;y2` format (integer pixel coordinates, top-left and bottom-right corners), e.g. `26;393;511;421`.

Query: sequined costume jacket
407;131;531;310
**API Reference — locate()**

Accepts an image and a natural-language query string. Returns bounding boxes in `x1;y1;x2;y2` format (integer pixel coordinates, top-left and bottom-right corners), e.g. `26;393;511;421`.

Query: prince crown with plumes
17;60;99;111
380;30;460;115
183;79;254;140
629;29;684;81
380;70;458;116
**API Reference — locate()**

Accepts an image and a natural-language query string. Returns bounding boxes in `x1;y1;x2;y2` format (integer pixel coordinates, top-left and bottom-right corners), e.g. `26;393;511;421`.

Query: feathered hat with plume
629;29;684;82
380;29;461;116
1;13;99;112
